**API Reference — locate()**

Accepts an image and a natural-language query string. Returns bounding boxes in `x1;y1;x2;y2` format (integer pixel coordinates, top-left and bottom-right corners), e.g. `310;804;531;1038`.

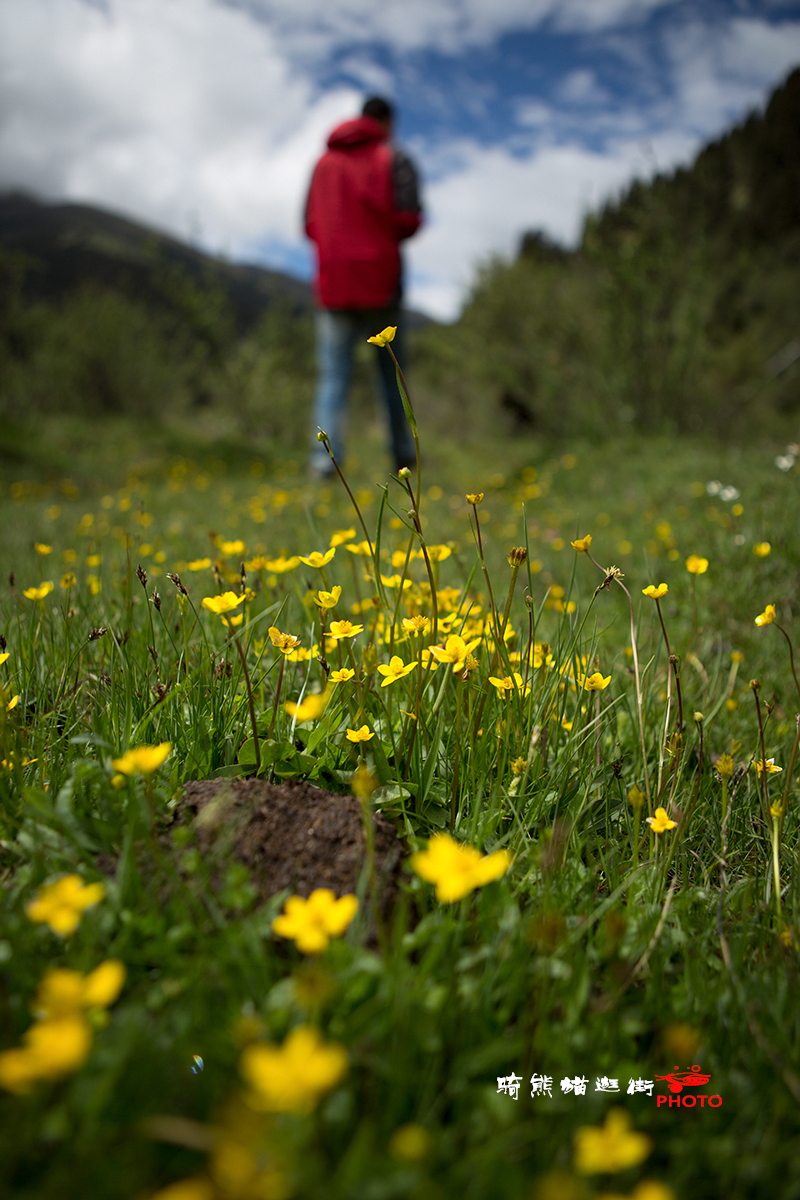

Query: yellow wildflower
329;668;355;683
272;889;358;954
716;753;735;778
25;874;105;936
532;642;552;669
314;585;342;609
411;833;512;903
352;765;378;799
685;555;709;575
264;555;301;573
426;544;452;563
344;540;373;556
201;591;246;616
366;326;397;347
346;725;374;743
646;806;677;833
0;1015;92;1093
329;528;356;547
754;757;782;776
628;784;645;809
377;656;417;687
573;1108;652;1175
571;534;592;552
488;673;529;697
402;615;430;635
299;548;336;568
328;619;363;640
428;634;481;673
240;1025;348;1113
285;692;329;723
466;493;484;505
268;626;302;654
186;558;211;571
0;653;8;666
23;581;54;601
34;543;52;555
6;694;19;713
511;756;527;776
112;742;172;776
219;539;245;555
642;583;668;599
755;604;776;626
753;542;771;557
582;672;611;691
33;960;126;1019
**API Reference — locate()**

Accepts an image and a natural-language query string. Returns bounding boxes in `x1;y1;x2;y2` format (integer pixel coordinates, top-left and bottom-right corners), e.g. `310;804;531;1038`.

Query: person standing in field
304;96;423;478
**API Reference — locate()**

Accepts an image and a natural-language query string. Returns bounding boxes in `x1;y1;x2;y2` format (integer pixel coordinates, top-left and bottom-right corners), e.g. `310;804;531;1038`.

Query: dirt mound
179;777;406;909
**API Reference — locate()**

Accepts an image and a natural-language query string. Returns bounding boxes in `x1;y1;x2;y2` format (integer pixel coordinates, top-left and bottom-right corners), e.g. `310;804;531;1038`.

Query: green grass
1;415;800;1200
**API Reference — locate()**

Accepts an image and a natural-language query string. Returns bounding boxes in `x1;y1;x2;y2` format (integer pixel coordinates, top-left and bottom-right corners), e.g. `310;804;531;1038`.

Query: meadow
1;379;800;1200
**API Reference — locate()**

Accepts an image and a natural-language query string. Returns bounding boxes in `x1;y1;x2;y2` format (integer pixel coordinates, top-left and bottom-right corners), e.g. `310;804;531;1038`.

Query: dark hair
362;96;394;124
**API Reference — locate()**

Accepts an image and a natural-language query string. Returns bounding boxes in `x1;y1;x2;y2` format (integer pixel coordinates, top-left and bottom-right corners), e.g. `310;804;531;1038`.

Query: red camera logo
655;1065;721;1108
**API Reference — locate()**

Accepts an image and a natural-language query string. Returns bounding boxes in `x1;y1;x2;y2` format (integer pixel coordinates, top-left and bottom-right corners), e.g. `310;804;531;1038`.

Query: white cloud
664;17;800;131
0;0;798;326
405;128;700;319
0;0;357;248
234;0;672;55
556;68;611;105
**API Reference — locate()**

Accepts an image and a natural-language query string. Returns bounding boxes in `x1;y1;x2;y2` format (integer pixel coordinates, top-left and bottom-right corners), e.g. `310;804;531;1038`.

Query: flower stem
771;816;782;921
233;632;260;773
751;680;769;821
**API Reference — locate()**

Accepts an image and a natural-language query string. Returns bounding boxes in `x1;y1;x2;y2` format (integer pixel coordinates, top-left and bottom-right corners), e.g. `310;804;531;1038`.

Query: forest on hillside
418;66;800;441
1;67;799;456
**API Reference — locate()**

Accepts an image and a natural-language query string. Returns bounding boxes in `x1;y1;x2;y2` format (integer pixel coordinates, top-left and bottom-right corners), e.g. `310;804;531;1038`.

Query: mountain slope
0;191;312;331
417;67;800;441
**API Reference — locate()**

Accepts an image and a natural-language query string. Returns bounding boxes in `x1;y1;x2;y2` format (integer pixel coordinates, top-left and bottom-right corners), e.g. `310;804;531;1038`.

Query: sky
1;0;799;320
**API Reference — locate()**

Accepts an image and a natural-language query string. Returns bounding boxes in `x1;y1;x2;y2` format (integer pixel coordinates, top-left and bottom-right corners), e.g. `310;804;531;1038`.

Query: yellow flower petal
366;326;397;347
201;591;246;615
574;1108;652;1174
345;725;374;743
111;743;172;776
240;1025;347;1112
646;806;678;833
411;833;511;903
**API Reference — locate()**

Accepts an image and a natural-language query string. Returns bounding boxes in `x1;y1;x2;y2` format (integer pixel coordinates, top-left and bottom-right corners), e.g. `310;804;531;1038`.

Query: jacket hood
327;116;388;150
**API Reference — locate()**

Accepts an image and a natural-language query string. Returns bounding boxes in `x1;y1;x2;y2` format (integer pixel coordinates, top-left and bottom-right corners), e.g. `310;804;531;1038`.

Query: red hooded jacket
305;116;422;310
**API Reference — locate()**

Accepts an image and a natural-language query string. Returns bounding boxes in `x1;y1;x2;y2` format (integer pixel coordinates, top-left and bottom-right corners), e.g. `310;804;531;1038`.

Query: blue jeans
309;307;416;473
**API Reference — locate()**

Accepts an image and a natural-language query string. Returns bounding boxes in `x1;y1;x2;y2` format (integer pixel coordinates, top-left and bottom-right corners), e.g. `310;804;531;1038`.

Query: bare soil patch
178;777;405;910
